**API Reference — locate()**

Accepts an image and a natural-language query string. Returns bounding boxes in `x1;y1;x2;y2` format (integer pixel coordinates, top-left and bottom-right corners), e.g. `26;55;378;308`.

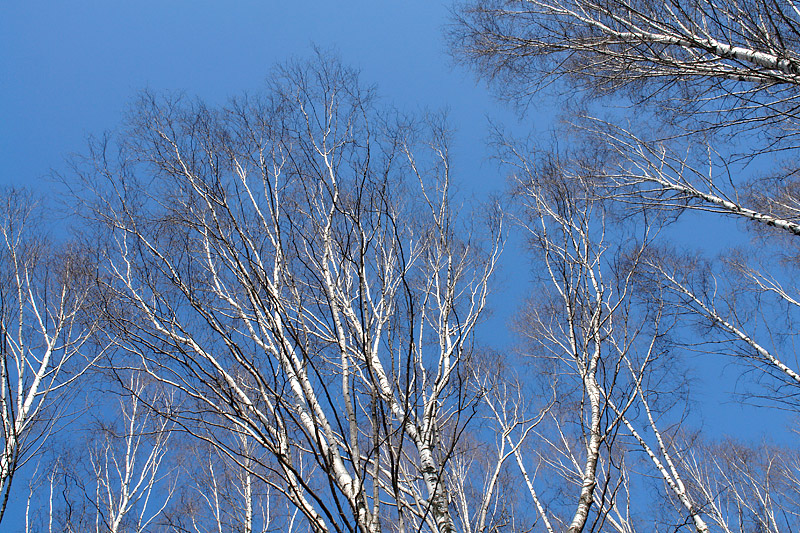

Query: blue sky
1;1;790;500
0;0;537;371
1;1;525;194
0;5;538;528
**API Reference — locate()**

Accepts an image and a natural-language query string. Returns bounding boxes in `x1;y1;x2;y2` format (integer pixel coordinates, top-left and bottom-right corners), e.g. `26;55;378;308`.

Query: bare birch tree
87;373;177;533
452;0;800;136
173;434;280;533
453;2;800;529
0;189;100;525
27;372;177;533
680;438;800;532
70;55;504;533
498;142;707;532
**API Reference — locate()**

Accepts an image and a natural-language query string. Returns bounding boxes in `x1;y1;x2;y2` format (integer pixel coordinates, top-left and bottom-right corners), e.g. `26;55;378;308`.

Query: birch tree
680;438;800;532
496;140;710;532
453;0;800;136
0;189;100;525
453;2;800;528
71;55;503;533
174;434;280;533
87;373;177;533
27;372;177;533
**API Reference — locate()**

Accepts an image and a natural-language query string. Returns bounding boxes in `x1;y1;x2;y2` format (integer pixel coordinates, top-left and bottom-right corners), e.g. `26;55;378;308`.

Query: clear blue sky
0;0;533;367
0;4;531;528
1;1;526;194
0;5;788;515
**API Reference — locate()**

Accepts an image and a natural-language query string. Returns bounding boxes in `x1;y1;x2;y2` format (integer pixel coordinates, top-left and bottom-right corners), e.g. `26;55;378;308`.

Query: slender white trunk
245;470;253;533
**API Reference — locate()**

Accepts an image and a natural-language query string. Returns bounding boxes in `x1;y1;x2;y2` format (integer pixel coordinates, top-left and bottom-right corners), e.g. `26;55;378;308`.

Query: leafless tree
453;2;800;529
69;55;504;533
0;189;101;526
487;138;709;532
452;0;800;138
172;433;283;533
679;437;800;532
86;373;177;533
25;371;178;533
451;0;800;248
